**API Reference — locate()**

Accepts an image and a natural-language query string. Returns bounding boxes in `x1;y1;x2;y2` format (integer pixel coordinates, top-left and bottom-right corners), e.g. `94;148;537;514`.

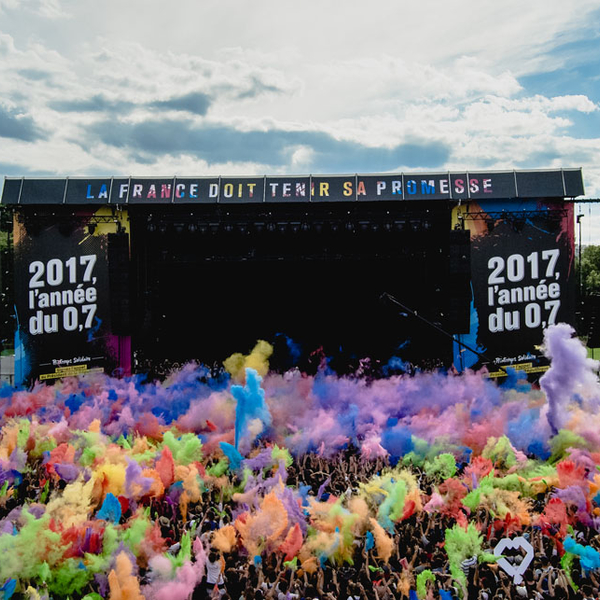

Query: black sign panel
66;179;113;204
516;170;565;198
466;172;515;199
563;169;585;197
1;178;22;204
403;173;452;200
462;200;575;377
13;216;114;383
21;179;67;204
358;175;404;201
172;178;219;204
104;179;130;204
218;177;265;204
311;176;353;202
127;178;174;204
264;177;310;203
2;169;585;205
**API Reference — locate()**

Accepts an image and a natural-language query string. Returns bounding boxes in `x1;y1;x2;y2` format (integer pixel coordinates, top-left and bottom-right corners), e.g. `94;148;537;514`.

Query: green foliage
580;245;600;296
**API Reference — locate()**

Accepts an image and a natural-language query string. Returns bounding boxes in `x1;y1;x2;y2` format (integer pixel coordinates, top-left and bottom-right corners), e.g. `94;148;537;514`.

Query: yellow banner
40;366;104;381
487;364;549;378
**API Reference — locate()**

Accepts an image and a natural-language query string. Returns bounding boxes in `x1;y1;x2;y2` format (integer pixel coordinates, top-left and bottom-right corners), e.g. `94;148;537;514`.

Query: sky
0;0;599;241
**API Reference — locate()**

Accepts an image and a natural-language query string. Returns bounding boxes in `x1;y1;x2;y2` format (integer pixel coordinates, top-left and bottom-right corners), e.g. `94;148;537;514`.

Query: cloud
148;91;211;115
545;95;599;113
292;131;450;172
17;68;54;81
36;0;69;18
0;161;54;176
0;31;18;56
49;95;135;114
85;117;451;171
488;94;599;115
0;104;44;141
78;41;297;108
48;91;211;117
460;97;572;136
0;32;69;85
0;0;18;12
315;55;523;109
235;76;287;100
0;0;68;18
0;0;600;219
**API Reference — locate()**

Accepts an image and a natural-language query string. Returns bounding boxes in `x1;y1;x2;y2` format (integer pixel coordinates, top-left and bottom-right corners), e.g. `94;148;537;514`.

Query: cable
380;292;509;374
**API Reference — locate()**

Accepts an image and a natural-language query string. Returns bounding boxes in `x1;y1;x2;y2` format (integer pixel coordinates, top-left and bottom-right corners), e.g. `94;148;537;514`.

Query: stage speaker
107;232;131;335
448;229;471;275
446;229;471;333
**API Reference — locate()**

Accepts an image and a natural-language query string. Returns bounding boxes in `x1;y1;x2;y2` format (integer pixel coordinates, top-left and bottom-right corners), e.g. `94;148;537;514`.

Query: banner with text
2;169;584;205
13;215;116;383
453;200;575;377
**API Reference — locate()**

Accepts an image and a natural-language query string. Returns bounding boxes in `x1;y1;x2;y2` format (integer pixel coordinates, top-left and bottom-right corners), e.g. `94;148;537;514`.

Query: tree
580;245;600;297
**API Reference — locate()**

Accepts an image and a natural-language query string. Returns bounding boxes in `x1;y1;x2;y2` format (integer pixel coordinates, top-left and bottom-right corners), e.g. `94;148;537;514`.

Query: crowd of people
2;422;600;599
1;325;600;599
151;451;600;600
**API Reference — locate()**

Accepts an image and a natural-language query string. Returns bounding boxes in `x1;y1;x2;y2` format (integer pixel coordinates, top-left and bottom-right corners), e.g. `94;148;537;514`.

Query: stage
1;169;583;383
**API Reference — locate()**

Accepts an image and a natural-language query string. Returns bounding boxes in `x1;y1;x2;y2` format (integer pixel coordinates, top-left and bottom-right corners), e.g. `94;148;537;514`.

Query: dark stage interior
130;203;469;375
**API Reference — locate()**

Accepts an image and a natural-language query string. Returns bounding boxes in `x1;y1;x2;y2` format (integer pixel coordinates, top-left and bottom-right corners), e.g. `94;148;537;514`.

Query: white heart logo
494;536;534;584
